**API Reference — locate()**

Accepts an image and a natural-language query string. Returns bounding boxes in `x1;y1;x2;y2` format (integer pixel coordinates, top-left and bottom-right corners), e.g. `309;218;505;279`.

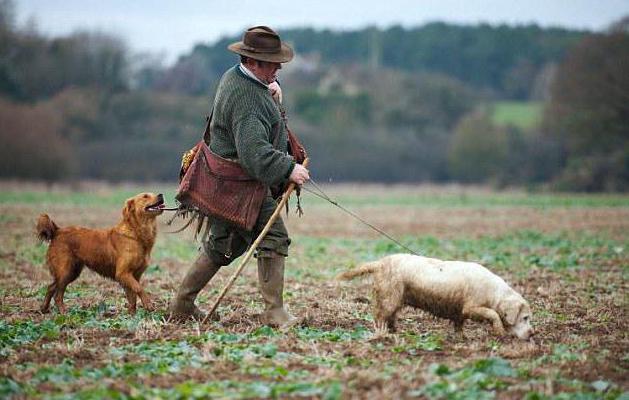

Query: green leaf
473;357;516;377
430;363;450;376
323;382;343;400
591;380;610;392
250;325;277;338
0;377;22;397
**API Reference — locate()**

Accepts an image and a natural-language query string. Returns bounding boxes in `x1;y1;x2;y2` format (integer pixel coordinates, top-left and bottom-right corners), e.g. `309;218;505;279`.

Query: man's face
249;60;282;84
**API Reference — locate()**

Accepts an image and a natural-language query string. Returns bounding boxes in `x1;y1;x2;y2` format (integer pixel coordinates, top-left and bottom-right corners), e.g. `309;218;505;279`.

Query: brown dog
36;193;165;314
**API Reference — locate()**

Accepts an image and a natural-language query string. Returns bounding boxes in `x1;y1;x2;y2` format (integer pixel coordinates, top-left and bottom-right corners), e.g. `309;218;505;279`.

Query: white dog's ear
501;299;523;326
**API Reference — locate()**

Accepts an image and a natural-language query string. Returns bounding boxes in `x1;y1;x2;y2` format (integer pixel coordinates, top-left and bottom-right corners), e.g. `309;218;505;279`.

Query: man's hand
269;81;283;104
289;163;309;186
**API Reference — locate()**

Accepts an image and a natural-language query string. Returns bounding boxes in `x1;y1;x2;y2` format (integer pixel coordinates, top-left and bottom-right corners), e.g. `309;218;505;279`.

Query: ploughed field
1;182;627;399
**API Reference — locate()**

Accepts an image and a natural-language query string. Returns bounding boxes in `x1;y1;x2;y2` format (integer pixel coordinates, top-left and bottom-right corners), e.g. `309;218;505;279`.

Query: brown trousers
203;192;290;266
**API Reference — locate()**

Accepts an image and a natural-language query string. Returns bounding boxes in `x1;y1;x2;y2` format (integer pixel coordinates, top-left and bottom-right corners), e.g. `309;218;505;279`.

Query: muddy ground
0;184;627;399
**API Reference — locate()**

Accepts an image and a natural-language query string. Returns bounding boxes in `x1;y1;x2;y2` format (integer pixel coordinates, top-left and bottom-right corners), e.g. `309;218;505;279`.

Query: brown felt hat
228;26;294;63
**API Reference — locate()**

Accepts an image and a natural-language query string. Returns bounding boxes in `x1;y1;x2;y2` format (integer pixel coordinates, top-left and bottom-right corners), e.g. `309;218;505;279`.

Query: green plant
410;357;516;398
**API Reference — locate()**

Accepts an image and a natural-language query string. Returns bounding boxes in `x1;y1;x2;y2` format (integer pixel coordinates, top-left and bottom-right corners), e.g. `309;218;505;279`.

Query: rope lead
303;179;422;256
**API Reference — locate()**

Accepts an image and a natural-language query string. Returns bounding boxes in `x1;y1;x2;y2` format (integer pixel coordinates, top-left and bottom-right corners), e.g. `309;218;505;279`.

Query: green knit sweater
208;65;294;187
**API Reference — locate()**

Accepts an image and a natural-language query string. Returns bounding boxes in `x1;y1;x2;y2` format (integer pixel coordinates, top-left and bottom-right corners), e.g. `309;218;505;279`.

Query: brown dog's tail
36;214;59;242
337;260;381;281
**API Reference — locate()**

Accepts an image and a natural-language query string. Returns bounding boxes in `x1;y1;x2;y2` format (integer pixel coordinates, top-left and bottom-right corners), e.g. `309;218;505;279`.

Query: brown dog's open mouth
145;195;166;213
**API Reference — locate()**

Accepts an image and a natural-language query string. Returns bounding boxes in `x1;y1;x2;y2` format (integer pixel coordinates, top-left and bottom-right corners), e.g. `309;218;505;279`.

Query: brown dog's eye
143;194;149;199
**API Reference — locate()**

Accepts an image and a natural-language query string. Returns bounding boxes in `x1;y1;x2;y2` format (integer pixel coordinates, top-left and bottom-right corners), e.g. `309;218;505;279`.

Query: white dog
338;254;534;340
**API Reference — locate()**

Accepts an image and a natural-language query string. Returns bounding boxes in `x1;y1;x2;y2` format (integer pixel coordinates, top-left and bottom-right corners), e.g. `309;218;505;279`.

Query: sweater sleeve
232;114;294;187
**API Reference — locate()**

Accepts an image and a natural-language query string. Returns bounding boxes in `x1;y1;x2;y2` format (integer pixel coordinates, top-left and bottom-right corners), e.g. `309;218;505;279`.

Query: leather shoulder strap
202;107;214;145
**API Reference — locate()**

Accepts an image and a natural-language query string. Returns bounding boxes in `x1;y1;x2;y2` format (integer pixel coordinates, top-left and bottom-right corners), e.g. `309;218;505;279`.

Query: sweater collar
238;63;269;88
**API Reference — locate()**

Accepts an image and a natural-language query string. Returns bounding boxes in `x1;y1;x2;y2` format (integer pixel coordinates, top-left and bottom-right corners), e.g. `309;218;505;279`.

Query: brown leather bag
176;104;307;230
176;140;266;231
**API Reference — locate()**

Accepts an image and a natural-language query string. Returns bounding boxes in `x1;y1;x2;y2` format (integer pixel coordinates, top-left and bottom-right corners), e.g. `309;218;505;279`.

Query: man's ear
501;299;523;326
123;198;135;221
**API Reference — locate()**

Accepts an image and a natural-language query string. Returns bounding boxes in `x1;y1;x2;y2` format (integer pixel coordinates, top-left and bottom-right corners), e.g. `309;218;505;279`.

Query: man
168;26;309;327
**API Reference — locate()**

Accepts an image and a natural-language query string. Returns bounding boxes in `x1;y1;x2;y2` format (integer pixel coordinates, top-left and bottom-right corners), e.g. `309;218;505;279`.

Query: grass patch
394;332;443;353
0;187;178;207
492;100;542;130
125;380;342;400
300;189;629;208
3;185;628;208
0;319;60;356
294;325;371;342
297;230;626;274
410;357;517;398
152;235;198;262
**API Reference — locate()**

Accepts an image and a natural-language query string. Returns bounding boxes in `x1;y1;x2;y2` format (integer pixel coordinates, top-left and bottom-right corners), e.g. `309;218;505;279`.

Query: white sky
16;0;629;64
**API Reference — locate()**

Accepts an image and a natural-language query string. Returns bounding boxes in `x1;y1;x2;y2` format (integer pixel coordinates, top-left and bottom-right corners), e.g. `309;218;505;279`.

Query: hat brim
228;41;294;63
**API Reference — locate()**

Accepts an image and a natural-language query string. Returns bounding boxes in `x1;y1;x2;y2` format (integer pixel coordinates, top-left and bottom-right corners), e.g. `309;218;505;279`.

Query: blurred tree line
161;23;582;99
0;0;627;191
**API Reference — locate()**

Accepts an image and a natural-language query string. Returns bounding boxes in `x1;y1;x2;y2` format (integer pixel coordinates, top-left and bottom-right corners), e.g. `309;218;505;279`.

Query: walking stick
201;158;309;324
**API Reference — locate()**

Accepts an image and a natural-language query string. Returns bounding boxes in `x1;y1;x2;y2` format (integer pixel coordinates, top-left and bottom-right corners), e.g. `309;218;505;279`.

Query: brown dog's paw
138;295;153;312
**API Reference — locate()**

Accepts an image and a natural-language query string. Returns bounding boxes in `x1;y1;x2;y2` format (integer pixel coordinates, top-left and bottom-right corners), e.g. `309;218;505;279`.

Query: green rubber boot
169;252;220;322
257;255;297;328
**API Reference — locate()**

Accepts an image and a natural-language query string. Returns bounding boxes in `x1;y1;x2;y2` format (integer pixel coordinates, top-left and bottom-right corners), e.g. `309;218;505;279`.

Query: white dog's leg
463;306;505;336
373;287;403;333
373;319;389;336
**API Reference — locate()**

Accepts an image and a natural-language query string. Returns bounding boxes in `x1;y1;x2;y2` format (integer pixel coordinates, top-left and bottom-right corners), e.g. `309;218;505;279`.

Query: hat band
240;44;281;54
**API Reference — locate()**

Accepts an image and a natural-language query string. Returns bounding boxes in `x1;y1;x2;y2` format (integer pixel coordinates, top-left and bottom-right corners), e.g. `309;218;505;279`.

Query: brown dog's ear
123;198;135;221
502;299;523;326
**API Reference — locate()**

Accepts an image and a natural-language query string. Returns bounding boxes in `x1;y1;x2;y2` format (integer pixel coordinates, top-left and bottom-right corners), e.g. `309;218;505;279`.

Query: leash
302;178;422;256
162;180;421;256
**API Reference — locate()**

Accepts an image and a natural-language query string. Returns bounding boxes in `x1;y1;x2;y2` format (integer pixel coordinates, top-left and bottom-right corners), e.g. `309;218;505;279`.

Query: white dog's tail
337;260;381;281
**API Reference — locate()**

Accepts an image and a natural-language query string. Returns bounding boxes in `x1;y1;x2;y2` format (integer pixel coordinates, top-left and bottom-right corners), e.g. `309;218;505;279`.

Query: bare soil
0;185;627;398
